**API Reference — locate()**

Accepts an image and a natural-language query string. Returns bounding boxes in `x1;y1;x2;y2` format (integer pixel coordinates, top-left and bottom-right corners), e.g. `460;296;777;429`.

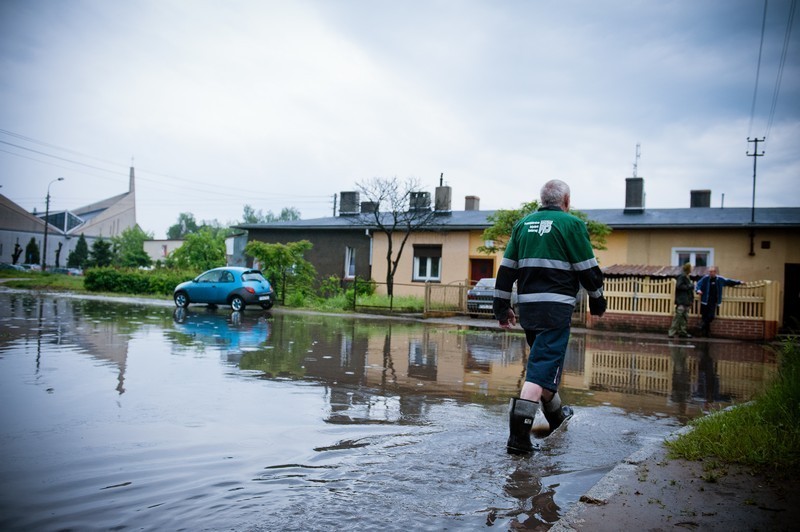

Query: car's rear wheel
174;291;189;308
230;295;245;311
260;301;274;310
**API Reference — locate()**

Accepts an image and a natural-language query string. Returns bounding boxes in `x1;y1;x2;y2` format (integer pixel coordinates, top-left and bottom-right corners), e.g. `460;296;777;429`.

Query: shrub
84;267;198;295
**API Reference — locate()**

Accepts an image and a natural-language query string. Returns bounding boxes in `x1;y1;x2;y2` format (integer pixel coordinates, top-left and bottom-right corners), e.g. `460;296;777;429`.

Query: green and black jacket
493;206;604;330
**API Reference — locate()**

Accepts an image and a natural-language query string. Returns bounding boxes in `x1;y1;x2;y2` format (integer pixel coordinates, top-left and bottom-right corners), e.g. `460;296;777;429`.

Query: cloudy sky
1;0;798;238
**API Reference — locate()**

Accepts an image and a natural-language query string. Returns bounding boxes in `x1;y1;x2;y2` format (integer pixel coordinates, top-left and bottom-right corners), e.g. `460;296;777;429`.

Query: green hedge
84;267;197;295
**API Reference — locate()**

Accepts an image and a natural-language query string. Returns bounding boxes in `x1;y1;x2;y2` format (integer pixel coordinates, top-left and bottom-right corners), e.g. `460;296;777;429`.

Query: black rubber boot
542;393;574;435
507;397;539;455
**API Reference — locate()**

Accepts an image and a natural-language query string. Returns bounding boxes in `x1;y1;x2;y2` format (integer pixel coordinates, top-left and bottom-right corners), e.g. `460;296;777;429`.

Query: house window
412;245;441;282
344;246;356;279
671;247;713;267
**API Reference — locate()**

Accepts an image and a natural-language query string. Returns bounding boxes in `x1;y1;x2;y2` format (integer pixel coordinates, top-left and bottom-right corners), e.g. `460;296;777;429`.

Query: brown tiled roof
602;264;707;278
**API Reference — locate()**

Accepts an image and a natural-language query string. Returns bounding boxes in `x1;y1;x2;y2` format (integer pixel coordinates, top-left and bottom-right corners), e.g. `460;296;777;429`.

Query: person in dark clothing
695;266;743;337
668;262;694;338
494;179;606;454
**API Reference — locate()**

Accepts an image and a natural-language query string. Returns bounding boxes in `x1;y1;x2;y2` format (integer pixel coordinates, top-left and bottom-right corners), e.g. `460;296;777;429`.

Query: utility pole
746;137;765;256
42;177;64;271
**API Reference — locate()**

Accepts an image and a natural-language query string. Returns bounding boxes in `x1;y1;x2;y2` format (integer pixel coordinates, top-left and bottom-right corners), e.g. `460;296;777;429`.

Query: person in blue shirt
695;266;743;337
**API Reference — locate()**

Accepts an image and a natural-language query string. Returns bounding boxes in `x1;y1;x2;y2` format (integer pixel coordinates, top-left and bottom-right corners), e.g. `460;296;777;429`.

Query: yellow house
368;180;800;328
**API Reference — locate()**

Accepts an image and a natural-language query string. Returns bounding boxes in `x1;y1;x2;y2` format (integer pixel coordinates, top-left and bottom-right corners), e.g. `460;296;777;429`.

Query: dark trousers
700;303;717;336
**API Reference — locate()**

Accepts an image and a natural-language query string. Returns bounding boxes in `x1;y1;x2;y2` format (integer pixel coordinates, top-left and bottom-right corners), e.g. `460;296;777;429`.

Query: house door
783;264;800;333
470;259;494;285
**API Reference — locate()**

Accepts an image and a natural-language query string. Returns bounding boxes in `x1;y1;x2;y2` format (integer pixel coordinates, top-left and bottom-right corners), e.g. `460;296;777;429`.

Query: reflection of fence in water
585;349;777;400
589;351;672;394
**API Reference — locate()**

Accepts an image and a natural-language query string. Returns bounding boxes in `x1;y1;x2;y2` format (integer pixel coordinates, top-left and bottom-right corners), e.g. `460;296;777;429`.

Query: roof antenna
632;143;641;177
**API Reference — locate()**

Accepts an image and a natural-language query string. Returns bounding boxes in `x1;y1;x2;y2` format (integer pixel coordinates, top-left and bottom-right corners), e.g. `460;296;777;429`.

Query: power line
748;0;769;138
765;0;797;139
0;129;332;209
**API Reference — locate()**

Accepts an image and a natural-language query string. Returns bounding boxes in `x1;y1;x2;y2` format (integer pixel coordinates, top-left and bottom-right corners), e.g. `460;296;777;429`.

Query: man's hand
589;295;607;317
499;308;517;329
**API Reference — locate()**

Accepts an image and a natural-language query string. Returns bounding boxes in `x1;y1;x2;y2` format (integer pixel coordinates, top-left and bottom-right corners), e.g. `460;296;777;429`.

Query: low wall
586;312;779;341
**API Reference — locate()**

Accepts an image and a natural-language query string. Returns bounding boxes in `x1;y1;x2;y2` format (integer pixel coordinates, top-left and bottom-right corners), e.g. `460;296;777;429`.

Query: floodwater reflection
0;291;777;531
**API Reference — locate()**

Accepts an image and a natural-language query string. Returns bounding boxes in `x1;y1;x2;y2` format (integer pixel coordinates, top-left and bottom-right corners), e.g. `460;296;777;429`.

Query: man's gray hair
540;179;570;208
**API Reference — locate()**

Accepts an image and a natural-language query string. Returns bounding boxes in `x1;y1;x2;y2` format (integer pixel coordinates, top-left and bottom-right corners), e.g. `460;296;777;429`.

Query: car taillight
245;287;255;294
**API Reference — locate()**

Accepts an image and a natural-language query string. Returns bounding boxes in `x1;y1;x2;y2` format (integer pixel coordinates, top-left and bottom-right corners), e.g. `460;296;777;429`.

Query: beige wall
371;225;798;298
371;230;503;297
595;227;800;287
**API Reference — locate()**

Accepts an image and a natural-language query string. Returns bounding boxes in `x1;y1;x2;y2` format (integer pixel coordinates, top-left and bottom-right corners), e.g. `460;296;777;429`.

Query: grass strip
666;337;800;472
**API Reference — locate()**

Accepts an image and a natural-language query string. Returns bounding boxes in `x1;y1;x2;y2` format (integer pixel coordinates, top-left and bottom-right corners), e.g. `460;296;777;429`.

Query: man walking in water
494;179;606;454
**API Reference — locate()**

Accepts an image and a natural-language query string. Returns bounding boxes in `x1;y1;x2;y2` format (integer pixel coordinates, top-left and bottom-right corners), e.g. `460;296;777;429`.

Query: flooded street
0;290;777;531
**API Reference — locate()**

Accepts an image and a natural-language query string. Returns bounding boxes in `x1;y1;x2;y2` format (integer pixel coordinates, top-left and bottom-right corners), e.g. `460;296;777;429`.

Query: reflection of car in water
171;308;270;362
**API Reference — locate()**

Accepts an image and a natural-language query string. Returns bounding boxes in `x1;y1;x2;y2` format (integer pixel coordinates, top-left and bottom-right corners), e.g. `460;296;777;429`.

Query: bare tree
355;177;437;297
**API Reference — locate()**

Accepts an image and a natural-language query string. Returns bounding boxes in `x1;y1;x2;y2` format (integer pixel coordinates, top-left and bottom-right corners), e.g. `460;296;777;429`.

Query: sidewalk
551;432;800;531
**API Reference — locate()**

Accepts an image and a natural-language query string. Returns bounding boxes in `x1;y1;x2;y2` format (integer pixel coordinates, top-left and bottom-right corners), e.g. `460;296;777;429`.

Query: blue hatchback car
173;267;274;311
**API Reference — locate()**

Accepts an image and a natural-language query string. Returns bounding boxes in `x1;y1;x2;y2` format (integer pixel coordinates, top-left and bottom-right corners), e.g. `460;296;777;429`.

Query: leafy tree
25;237;40;265
198;219;236;239
167;228;226;270
242;205;301;224
478;200;611;255
245;240;317;299
354;177;436;297
113;226;154;268
67;233;89;269
167;212;200;239
87;237;114;268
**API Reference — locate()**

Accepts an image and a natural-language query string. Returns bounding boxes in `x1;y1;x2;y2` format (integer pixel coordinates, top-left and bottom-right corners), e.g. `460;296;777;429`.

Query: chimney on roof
624;177;645;213
690;189;711;208
360;201;378;213
465;196;480;211
434;173;452;214
339;191;360;216
409;191;431;211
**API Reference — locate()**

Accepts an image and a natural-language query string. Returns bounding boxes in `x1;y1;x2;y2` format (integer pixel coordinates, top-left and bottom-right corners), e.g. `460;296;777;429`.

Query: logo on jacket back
526;219;553;236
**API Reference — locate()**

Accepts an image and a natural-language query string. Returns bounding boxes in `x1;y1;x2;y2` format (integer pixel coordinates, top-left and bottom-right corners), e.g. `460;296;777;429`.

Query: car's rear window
242;271;267;282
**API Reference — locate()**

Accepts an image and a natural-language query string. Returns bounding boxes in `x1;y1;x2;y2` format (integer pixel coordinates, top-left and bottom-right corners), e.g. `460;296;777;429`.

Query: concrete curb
550;425;693;531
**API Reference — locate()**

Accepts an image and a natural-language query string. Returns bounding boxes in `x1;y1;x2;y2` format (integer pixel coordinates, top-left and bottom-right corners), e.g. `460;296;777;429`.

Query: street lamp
41;177;65;271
